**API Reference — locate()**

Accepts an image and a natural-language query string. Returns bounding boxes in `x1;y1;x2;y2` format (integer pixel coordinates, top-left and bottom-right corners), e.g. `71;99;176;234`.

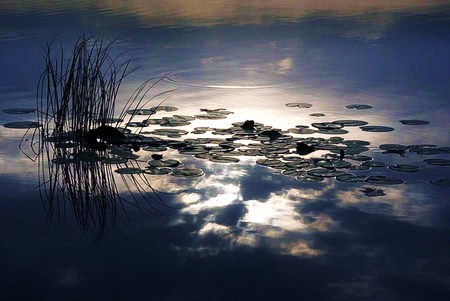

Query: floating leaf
148;159;181;168
360;187;386;197
429;179;450;186
285;103;312;109
388;164;422;172
360;126;394;132
362;161;386;168
2;108;36;114
366;175;404;185
332;120;368;127
399;119;430;125
423;159;450;166
115;167;144;174
336;174;368;182
379;144;408;151
144;167;172;175
3;121;41;129
150;105;179;112
307;168;346;178
345;104;372;110
171;168;204;178
209;156;240;163
309;113;325;117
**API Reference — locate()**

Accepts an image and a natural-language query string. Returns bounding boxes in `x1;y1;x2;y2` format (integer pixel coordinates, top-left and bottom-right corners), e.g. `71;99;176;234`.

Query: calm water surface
1;1;450;300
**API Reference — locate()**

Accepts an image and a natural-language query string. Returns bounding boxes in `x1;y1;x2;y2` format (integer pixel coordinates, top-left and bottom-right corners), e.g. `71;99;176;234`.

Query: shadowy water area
1;1;450;300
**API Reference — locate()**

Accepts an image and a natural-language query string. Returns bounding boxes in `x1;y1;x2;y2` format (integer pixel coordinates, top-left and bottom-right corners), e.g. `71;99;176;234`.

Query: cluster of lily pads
2;102;449;190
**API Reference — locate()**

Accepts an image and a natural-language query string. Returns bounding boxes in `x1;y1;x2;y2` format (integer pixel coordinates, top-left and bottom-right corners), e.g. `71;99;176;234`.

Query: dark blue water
1;1;450;300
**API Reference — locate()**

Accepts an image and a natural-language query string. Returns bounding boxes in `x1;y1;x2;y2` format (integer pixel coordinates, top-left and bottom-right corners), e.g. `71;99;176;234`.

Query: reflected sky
1;1;450;300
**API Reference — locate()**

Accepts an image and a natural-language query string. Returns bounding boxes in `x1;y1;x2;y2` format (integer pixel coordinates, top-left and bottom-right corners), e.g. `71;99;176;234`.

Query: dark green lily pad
115;167;144;174
282;169;306;177
209;156;240;163
285;103;312;109
388;164;422;172
345;104;372;110
316;129;349;135
150;105;179;112
3;121;41;129
144;167;172;175
399;119;430;125
311;122;343;130
288;128;316;134
2;108;36;114
429;179;450;186
362;161;386;168
336;174;368;182
171;168;204;178
360;126;394;132
332;120;368;127
148;159;181;168
309;113;325;117
307;168;346;178
423;159;450;166
295;175;324;182
379;144;408;151
360;187;386;197
366;175;404;185
127;109;157;115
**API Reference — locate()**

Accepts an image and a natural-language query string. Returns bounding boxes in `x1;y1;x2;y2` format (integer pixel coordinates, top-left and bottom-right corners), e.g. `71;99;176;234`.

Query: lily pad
360;187;386;197
345;104;372;110
295;175;324;182
2;108;36;114
423;159;450;166
144;167;172;175
379;144;408;151
332;120;368;127
360;126;394;132
115;167;144;174
209;156;240;163
307;168;346;178
399;119;430;125
285;103;312;109
148;159;181;168
429;179;450;186
3;121;41;129
150;105;179;112
366;175;404;185
336;174;368;183
309;113;325;117
362;161;386;168
288;128;316;135
388;164;422;172
127;109;157;115
171;168;204;178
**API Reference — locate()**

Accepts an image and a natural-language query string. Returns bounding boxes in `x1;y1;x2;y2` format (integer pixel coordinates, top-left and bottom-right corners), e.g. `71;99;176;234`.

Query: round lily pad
148;159;181;168
115;167;144;174
399;119;430;125
362;161;386;168
316;129;349;135
295;175;324;182
388;164;422;172
336;174;368;182
429;179;450;186
360;187;386;197
171;168;204;178
3;121;41;129
345;104;372;110
360;126;394;132
379;144;408;151
307;168;346;178
209;156;240;163
2;108;36;114
288;128;316;135
311;122;343;130
309;113;325;117
285;103;312;109
423;159;450;166
282;169;306;177
366;175;404;185
127;109;156;115
150;105;178;112
144;167;172;175
332;120;368;127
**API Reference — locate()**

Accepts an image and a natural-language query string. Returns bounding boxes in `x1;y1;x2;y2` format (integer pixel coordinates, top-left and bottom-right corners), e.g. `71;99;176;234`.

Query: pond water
1;1;450;300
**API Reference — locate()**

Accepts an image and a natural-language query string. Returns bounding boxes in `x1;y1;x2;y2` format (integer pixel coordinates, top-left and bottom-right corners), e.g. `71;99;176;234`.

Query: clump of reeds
35;36;175;238
37;35;136;139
